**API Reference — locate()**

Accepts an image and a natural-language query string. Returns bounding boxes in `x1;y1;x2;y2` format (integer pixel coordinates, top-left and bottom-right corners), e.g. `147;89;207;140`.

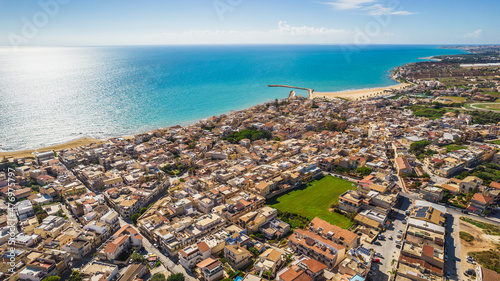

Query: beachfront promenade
268;84;314;99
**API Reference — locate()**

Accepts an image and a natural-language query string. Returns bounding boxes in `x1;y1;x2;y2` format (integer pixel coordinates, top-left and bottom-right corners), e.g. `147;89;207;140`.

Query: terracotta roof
395;157;411;170
472;193;493;204
197;241;210;253
301;258;327;273
310;217;359;245
489;182;500;190
279;267;312;281
422;245;434;257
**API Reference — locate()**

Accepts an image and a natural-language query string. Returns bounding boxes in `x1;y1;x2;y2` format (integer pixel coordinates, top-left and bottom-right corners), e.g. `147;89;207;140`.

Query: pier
268;85;314;99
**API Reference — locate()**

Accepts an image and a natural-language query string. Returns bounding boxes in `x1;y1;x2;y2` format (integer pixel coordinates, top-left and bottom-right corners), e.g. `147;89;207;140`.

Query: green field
437;96;467;103
487;140;500;145
266;175;354;229
444;144;468;152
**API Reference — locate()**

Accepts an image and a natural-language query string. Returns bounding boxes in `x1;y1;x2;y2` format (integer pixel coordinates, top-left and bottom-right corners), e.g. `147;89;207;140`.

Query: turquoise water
0;45;464;151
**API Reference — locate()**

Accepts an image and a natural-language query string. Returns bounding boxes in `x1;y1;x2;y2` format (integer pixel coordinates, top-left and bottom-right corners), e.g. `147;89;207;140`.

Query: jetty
268;85;314;99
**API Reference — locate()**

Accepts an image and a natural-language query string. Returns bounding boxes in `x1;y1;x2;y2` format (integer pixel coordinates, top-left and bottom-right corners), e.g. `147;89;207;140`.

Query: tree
167;273;185;281
131;252;145;263
263;269;273;280
131;213;140;224
249;247;259;257
356;167;372;176
69;271;83;281
140;207;148;215
42;277;61;281
150;273;166;281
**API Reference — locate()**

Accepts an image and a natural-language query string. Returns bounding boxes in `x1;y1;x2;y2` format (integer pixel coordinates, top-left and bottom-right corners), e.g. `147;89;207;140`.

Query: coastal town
2;46;500;281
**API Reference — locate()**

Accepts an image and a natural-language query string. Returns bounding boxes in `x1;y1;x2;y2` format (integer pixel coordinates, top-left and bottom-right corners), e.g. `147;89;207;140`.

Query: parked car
372;258;380;263
402;220;407;224
374;252;383;257
398;230;403;234
373;241;382;246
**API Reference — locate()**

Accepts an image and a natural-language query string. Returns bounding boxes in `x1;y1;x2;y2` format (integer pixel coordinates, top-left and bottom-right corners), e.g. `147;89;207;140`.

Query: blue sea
0;45;464;151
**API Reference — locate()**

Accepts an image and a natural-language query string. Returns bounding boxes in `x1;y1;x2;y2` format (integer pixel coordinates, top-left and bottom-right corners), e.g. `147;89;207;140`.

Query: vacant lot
459;231;474;242
460;217;500;236
266;175;354;229
459;219;500;274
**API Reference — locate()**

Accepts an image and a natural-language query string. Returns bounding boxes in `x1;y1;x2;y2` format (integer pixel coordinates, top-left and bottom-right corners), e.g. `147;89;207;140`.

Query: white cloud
464;29;483;38
320;0;375;10
320;0;416;16
277;21;347;36
150;21;350;44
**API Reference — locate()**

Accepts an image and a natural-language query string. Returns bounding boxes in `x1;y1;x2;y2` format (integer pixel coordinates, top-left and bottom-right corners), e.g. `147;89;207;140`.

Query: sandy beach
0;137;103;159
314;83;410;100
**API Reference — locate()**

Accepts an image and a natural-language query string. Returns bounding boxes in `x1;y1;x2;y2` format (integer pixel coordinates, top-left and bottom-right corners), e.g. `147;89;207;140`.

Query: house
112;224;143;247
468;193;494;214
308;217;360;250
255;181;272;197
196;258;224;281
18;258;58;281
100;210;120;233
277;256;327;281
36;151;55;165
238;206;278;234
179;242;211;270
63;238;92;259
339;190;364;214
288;228;346;268
101;235;130;261
254;248;283;278
460;176;483;194
259;218;290;240
395;157;412;175
34;215;67;238
420;186;444;203
409;206;445;226
117;263;147;281
82;261;119;281
224;245;253;270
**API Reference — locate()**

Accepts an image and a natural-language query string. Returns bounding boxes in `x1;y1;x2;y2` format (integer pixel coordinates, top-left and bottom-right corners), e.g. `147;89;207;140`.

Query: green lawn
266;175;354;229
438;96;467;103
487;140;500;145
444;144;468;152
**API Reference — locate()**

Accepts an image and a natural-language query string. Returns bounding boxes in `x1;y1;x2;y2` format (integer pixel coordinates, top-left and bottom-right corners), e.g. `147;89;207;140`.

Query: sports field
266;175;354;229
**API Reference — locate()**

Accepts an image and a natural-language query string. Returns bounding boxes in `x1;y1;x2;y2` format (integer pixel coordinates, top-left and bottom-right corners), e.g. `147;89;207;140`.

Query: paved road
326;172;360;183
117;217;198;281
61;203;82;230
366;196;412;281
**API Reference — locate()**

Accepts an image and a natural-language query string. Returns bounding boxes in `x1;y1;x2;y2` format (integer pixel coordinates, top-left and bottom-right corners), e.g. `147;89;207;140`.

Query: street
116;216;198;281
366;196;412;281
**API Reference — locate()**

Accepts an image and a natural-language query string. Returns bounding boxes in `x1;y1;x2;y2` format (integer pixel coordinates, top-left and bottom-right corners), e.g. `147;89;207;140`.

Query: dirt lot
459;220;499;279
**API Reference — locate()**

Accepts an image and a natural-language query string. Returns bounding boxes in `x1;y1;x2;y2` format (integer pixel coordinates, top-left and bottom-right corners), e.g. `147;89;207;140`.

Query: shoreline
1;83;411;159
314;83;410;100
0;137;104;159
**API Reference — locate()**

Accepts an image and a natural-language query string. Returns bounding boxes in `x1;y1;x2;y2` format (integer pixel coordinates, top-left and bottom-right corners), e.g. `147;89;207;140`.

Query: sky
0;0;499;46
